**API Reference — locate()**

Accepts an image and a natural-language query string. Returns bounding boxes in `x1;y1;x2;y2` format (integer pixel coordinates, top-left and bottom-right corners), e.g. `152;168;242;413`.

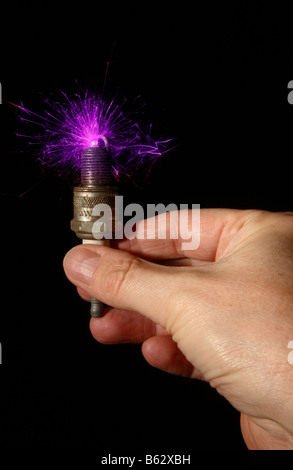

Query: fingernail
64;248;100;286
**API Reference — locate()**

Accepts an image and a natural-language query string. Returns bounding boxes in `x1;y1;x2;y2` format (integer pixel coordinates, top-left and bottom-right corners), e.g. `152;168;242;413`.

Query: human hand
63;209;293;450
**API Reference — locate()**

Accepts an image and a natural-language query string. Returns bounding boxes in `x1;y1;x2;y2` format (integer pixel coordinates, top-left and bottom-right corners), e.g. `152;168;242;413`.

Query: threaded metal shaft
90;296;105;318
81;147;114;187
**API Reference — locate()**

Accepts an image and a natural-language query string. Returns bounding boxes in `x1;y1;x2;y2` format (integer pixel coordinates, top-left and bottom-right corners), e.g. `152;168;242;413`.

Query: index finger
114;208;241;261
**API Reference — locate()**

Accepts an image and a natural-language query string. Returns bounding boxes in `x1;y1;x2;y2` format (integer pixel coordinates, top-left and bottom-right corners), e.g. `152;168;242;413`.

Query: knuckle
99;254;140;299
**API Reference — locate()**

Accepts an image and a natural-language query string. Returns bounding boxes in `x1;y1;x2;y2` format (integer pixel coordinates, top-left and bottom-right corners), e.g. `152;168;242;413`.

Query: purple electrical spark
16;91;172;181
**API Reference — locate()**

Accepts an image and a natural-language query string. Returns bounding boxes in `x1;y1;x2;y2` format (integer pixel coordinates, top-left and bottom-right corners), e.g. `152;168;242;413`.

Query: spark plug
71;144;119;317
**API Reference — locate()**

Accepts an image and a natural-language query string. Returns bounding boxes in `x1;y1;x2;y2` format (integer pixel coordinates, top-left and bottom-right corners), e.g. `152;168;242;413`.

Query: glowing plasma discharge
16;91;172;180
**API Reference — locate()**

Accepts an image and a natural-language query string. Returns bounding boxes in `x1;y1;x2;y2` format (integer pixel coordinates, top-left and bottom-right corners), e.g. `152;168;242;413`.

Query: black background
1;1;293;456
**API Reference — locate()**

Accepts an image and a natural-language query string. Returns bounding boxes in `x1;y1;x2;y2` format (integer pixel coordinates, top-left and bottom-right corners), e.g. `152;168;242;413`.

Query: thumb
63;244;203;331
